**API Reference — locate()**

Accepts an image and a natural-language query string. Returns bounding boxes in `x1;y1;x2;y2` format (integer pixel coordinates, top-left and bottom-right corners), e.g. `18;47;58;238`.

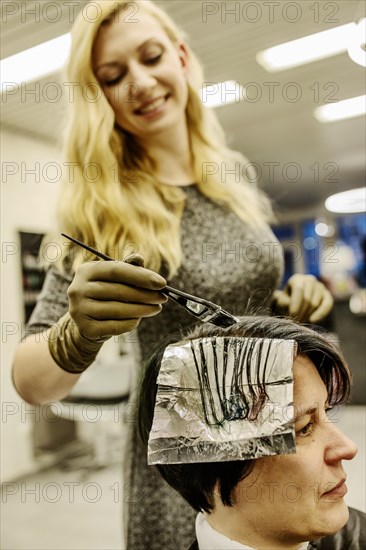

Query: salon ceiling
1;0;365;214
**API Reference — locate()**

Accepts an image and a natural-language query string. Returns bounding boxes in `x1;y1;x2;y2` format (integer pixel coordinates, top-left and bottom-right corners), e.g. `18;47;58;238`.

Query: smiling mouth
135;95;169;115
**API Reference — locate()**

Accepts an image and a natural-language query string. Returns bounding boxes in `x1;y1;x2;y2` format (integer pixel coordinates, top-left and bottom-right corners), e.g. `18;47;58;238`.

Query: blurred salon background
1;1;365;548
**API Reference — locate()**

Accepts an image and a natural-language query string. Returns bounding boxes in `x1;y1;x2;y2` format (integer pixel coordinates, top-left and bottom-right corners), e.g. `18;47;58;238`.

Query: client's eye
296;421;314;438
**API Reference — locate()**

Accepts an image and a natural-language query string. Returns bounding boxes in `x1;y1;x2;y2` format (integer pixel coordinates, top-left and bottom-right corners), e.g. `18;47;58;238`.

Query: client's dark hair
138;316;351;513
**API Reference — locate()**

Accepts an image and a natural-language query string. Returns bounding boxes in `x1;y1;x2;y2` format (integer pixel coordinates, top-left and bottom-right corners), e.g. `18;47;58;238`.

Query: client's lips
322;478;347;497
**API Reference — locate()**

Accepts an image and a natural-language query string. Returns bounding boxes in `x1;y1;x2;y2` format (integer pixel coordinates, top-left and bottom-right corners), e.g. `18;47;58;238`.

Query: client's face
213;356;358;547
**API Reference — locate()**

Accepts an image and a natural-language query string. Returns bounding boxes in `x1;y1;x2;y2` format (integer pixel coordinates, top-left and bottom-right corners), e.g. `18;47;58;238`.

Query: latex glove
48;253;167;373
272;274;333;323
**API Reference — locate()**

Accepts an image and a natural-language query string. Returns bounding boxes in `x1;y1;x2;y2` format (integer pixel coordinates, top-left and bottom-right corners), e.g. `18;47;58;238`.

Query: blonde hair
51;0;273;276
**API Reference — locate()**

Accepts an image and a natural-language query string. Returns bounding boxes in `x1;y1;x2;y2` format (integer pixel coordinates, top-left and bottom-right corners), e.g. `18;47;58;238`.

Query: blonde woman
13;1;333;548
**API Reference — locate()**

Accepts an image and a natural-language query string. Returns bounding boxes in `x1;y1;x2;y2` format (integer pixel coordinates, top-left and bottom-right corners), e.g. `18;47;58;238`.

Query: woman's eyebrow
293;398;328;423
294;406;317;423
95;61;120;70
136;37;160;52
95;38;159;71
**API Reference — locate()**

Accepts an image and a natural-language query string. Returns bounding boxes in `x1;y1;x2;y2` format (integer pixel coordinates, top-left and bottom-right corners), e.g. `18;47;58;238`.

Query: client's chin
310;500;350;540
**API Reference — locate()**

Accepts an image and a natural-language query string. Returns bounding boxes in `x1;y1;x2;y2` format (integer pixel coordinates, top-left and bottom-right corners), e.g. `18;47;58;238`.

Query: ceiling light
315;222;335;237
347;18;366;67
256;22;356;71
200;81;245;108
0;33;71;93
314;95;366;122
325;188;366;213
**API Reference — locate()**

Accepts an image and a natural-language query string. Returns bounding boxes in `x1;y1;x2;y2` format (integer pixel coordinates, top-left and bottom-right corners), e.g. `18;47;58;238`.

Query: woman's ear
177;42;190;75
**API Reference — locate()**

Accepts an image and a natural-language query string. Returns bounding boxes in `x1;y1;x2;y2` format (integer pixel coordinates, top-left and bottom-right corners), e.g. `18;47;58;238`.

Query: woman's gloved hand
272;274;333;323
48;253;167;373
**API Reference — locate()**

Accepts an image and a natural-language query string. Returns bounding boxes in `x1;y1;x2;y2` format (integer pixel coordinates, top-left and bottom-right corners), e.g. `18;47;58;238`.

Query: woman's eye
296;422;314;438
145;53;162;65
104;75;123;87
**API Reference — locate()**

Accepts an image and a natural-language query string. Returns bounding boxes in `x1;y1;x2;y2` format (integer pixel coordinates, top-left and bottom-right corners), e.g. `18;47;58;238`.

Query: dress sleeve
25;265;73;337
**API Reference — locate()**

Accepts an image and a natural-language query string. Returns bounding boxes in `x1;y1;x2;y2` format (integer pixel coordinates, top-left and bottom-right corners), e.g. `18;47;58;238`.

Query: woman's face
92;9;189;143
218;356;358;546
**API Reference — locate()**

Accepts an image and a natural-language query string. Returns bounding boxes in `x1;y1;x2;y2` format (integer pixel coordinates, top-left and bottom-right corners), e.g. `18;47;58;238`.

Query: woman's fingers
73;301;162;339
293;276;333;322
84;281;168;305
309;287;333;323
68;261;168;312
81;299;164;321
272;289;290;311
280;274;333;323
76;260;166;290
307;281;324;312
288;275;315;321
66;258;168;340
123;252;145;267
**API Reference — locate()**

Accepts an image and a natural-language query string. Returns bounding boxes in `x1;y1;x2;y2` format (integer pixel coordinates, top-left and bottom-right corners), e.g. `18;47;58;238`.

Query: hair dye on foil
148;336;297;464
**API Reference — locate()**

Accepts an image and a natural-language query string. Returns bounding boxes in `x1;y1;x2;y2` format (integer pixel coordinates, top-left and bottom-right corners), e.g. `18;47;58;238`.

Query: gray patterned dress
26;185;283;550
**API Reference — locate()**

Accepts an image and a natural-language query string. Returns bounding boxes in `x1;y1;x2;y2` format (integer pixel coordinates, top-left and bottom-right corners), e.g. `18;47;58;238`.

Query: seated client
138;316;365;550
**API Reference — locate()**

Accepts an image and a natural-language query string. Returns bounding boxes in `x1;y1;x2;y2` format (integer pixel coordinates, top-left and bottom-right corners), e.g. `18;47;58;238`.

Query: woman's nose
324;423;358;464
126;63;157;97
